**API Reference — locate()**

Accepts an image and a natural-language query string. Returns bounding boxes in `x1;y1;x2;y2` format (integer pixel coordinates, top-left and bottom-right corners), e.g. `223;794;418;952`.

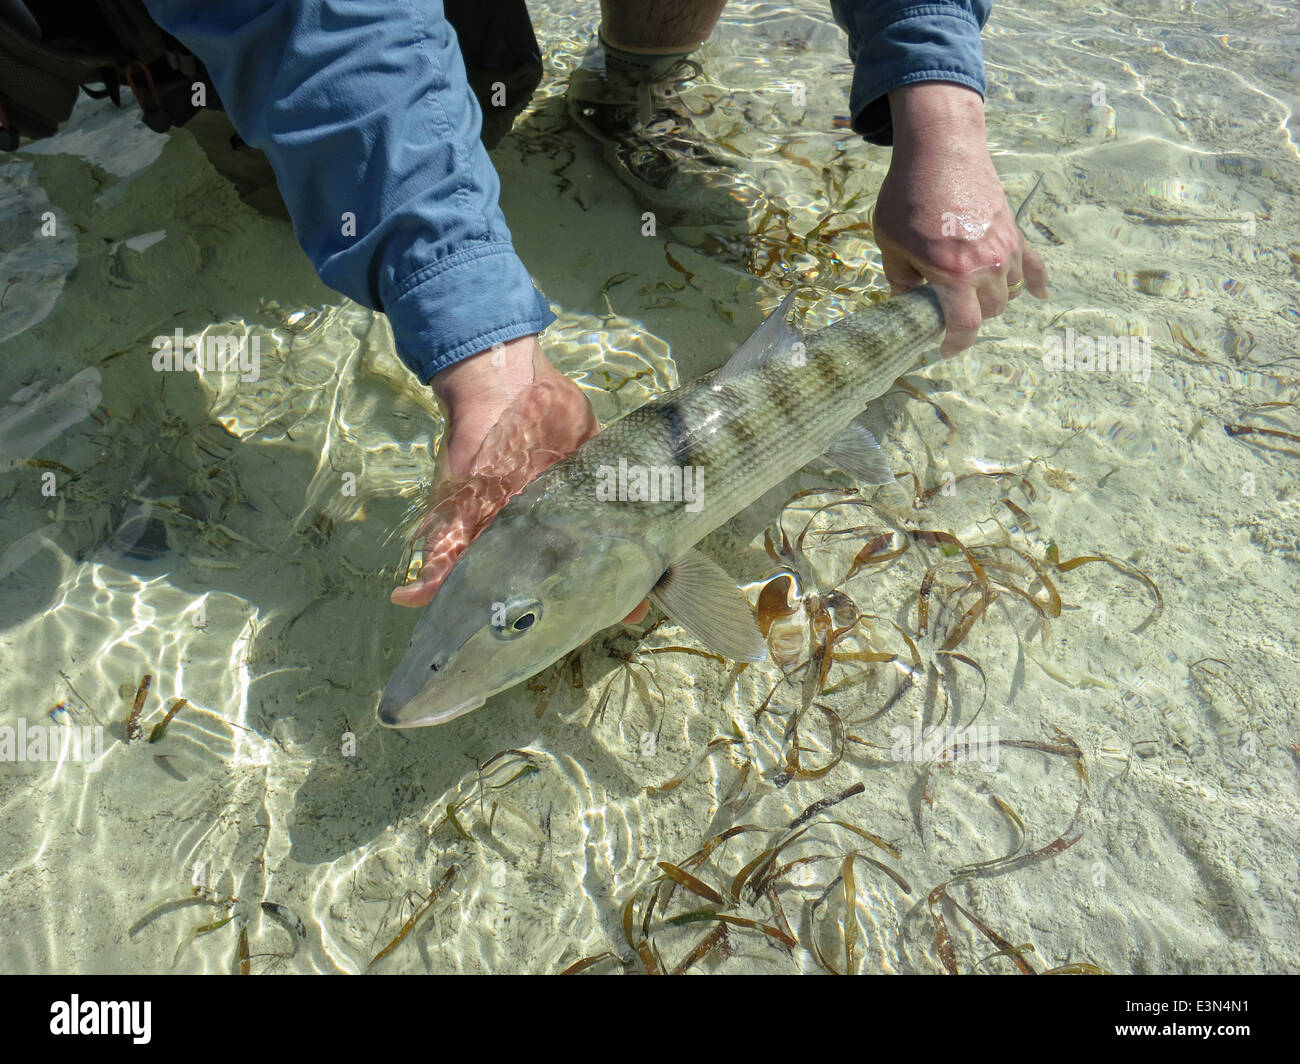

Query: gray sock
598;28;696;82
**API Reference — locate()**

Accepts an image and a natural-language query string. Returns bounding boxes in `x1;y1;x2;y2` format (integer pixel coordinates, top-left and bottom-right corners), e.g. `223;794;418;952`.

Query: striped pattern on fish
538;286;945;560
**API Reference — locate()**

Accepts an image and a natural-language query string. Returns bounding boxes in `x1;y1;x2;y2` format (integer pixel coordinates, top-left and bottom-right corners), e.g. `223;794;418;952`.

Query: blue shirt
830;1;991;144
143;1;990;383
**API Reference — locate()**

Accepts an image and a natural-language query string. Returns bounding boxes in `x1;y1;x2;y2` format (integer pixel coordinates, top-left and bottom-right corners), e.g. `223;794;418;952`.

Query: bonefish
377;167;1044;726
378;279;963;727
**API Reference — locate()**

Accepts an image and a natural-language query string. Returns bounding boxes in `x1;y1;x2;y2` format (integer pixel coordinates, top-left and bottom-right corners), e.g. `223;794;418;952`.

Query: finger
1005;248;1025;301
390;560;446;607
1021;241;1050;299
390;498;478;607
934;284;984;358
880;249;924;295
621;599;650;625
389;533;462;607
975;272;1009;321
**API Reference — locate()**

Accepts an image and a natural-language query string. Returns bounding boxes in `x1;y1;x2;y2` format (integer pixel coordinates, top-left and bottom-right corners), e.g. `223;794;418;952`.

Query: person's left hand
872;82;1049;358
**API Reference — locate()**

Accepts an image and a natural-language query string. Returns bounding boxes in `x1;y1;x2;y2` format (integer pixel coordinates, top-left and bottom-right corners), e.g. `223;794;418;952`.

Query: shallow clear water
1;0;1297;974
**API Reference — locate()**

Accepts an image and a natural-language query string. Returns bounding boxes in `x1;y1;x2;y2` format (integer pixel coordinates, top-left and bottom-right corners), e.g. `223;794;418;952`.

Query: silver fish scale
504;287;944;564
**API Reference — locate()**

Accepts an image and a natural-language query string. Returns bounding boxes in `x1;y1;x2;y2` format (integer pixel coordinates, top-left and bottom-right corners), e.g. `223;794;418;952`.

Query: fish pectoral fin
820;422;894;485
712;289;802;387
648;549;768;663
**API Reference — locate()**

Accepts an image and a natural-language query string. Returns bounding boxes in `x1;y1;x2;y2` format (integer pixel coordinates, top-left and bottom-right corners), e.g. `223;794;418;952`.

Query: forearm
142;0;554;382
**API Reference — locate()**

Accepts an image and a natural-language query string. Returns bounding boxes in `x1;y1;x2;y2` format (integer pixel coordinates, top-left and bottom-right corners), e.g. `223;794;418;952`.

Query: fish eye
492;599;543;640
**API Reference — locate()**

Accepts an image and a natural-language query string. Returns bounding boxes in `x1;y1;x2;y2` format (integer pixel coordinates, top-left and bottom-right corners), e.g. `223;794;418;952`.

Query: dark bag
0;0;213;150
444;0;544;149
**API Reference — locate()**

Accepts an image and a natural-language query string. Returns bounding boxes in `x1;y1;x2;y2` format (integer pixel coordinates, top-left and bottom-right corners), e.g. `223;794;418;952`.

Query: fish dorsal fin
712;290;802;388
822;422;894;485
648;549;768;663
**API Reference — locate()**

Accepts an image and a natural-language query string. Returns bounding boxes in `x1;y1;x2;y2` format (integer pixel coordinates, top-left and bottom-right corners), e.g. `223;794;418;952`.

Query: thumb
880;248;924;295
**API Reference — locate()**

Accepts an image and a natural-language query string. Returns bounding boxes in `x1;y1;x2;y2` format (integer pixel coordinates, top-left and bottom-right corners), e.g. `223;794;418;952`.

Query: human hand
873;82;1049;358
392;334;650;624
391;334;595;607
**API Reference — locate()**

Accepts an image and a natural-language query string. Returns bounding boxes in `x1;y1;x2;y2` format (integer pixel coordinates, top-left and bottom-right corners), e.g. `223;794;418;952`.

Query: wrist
889;82;985;150
430;334;544;410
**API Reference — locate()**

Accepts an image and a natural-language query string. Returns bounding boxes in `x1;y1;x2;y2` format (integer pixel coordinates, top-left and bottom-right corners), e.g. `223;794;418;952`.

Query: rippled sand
1;0;1296;974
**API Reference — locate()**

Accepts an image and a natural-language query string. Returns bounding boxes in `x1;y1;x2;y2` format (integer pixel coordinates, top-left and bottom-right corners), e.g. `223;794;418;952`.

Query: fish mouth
377;625;482;728
377;691;485;729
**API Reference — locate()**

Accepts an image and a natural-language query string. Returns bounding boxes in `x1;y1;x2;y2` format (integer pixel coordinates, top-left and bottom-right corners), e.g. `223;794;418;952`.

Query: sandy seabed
0;0;1297;974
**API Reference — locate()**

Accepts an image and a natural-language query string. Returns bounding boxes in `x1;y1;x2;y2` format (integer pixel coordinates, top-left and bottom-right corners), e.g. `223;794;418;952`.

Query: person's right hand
391;334;593;607
391;334;651;624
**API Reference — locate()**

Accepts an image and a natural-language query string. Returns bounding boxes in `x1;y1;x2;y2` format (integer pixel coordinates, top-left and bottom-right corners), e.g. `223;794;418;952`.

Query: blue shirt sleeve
142;0;555;383
828;1;992;145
